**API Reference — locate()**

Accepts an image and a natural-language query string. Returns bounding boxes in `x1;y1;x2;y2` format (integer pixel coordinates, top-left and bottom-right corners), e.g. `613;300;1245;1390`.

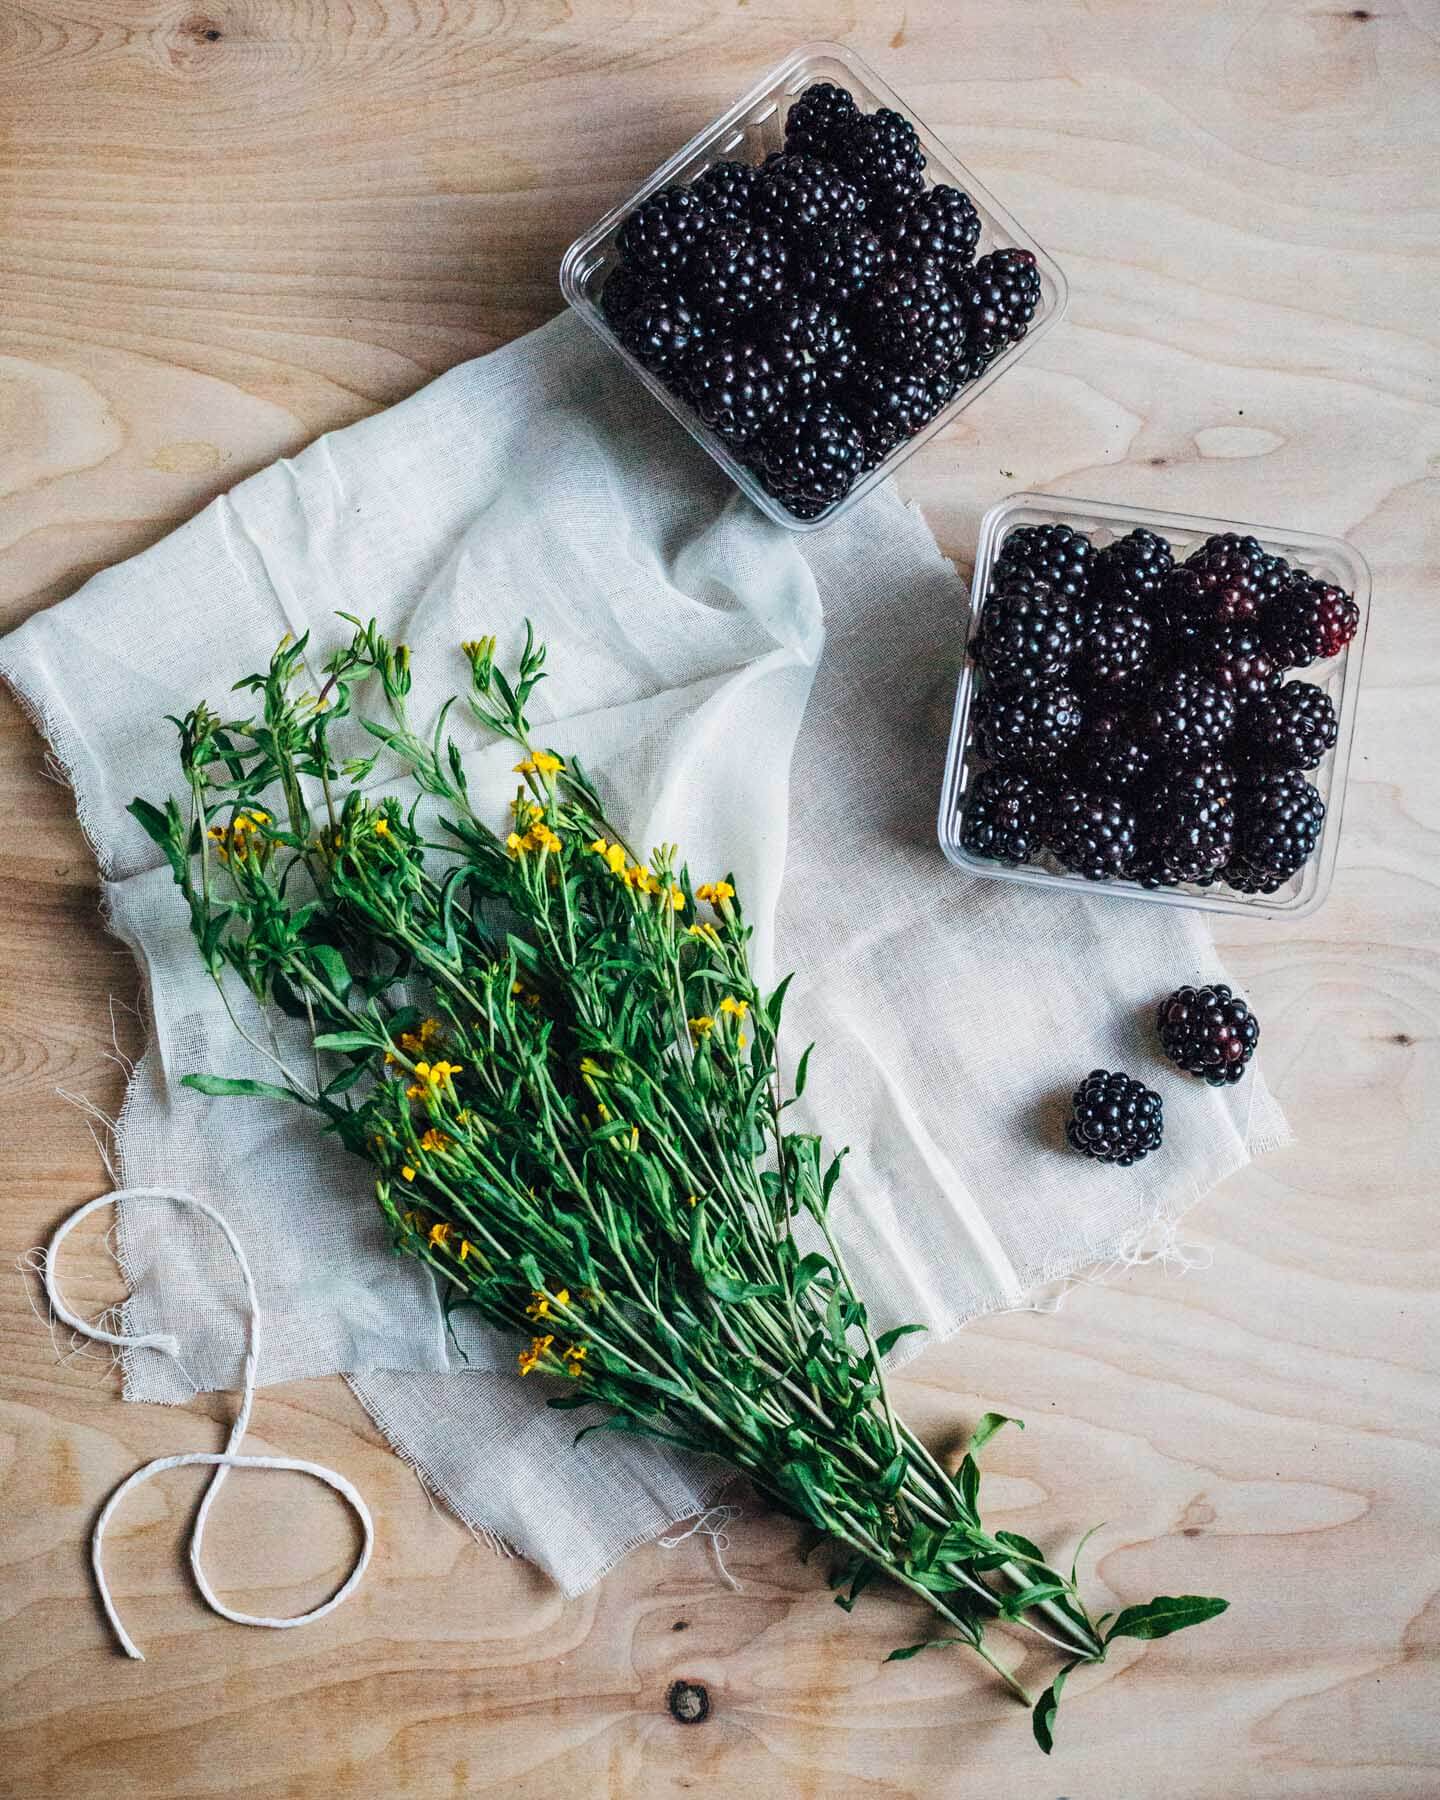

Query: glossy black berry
1225;770;1325;893
763;298;855;396
1139;669;1237;758
992;524;1095;604
783;82;860;161
617;292;706;376
1045;785;1139;879
691;160;762;222
1156;984;1260;1086
684;340;786;444
1261;575;1360;668
857;266;962;373
1185;626;1279;703
1239;680;1339;772
970;681;1084;772
846;363;953;460
753;398;865;517
1075;709;1154;793
618;186;714;280
960;767;1050;865
1092;528;1174;609
974;575;1078;685
1066;1070;1163;1165
1135;761;1236;887
1075;596;1153;693
799;223;885;306
599;264;656;327
1173;544;1262;627
955;249;1042;367
687;224;789;319
836;107;927;200
753;153;867;238
882;184;981;277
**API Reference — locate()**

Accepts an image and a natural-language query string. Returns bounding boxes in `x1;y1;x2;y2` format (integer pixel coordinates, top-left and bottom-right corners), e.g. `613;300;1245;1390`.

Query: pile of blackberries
960;523;1360;896
598;82;1042;520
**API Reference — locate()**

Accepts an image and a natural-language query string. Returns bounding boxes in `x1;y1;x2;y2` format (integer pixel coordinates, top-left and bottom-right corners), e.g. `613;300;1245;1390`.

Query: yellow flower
401;1165;416;1182
419;1128;453;1154
514;751;564;777
605;843;628;876
406;1058;462;1099
526;1286;570;1319
562;1344;588;1378
399;1017;444;1055
461;635;495;662
505;830;526;856
528;822;562;855
579;1057;604;1078
668;885;686;911
696;880;735;906
631;865;661;896
372;816;391;837
588;838;609;856
718;996;749;1020
458;1239;474;1263
428;1221;452;1248
688;1016;716;1043
400;1210;421;1230
517;1334;553;1377
687;1193;699;1208
686;922;720;943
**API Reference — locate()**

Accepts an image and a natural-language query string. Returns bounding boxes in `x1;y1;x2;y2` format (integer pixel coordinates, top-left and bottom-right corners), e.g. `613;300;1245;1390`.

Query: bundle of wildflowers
130;620;1224;1751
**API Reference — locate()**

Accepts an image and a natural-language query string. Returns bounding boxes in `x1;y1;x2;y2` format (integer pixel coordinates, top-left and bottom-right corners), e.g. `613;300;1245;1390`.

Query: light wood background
2;2;1437;1795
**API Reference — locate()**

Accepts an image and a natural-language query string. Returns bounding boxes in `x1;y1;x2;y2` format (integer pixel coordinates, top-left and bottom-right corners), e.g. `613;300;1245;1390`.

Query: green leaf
1105;1595;1229;1642
1069;1522;1105;1589
309;944;352;1000
704;1272;783;1305
791;1251;831;1299
1031;1658;1081;1755
181;1073;298;1102
970;1410;1023;1453
765;972;794;1030
998;1582;1070;1620
885;1638;967;1663
877;1451;908;1502
312;1030;376;1052
793;1042;814;1099
957;1453;980;1517
874;1321;927;1359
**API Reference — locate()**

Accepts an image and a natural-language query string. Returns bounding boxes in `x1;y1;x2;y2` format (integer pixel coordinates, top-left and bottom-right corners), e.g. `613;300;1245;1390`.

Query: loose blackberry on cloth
0;311;1288;1598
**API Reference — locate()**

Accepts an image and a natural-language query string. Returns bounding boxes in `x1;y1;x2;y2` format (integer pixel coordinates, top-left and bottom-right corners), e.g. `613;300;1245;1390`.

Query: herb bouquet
131;621;1225;1752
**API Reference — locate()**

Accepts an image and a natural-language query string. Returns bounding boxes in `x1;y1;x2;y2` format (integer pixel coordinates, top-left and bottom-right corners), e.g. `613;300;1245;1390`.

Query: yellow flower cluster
406;1059;462;1100
398;1017;443;1055
695;880;735;906
688;1016;715;1042
686;921;720;943
719;996;749;1021
518;1334;553;1376
526;1286;569;1319
419;1127;453;1153
206;810;270;863
507;819;562;857
587;839;683;906
514;751;564;778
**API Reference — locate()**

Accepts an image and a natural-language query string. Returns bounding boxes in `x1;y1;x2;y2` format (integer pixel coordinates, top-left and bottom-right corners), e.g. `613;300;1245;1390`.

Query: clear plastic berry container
558;42;1067;533
937;493;1371;919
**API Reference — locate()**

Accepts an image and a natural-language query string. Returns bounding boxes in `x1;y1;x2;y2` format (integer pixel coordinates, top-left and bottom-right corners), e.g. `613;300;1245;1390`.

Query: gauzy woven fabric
1;312;1289;1596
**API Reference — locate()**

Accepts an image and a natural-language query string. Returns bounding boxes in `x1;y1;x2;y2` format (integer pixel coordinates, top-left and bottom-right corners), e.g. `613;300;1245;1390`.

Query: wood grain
2;2;1437;1794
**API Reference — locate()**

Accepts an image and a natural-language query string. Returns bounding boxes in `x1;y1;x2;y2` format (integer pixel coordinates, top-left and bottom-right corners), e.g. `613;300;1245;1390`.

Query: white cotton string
658;1503;743;1592
43;1187;374;1661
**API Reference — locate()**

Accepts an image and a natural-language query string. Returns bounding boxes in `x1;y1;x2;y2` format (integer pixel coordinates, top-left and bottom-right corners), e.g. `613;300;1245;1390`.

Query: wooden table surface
2;3;1437;1795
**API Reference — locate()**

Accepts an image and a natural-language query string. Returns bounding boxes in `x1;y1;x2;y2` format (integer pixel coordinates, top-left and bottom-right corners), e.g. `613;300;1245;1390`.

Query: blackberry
1076;710;1154;793
1092;528;1174;610
857;265;962;373
1261;574;1360;668
1066;1070;1163;1166
618;185;714;280
1075;595;1153;693
882;184;981;277
599;263;655;326
1135;762;1235;887
783;81;860;161
616;292;706;376
763;297;855;397
1156;984;1260;1086
846;363;953;461
1239;680;1339;772
1045;785;1139;879
753;155;867;240
687;224;789;319
1140;669;1237;758
959;767;1049;865
1172;544;1261;627
1186;625;1279;703
802;223;886;305
753;398;865;517
1225;770;1325;893
684;340;787;445
992;523;1095;604
974;575;1078;685
1153;566;1212;659
955;249;1042;367
970;680;1084;772
836;107;927;201
692;160;762;222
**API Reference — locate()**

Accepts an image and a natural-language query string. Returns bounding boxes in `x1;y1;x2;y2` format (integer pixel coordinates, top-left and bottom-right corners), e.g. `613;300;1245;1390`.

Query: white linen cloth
1;312;1289;1596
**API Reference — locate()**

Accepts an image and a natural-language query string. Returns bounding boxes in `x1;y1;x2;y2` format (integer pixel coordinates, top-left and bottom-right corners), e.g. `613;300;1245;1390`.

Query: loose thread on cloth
42;1187;374;1660
658;1503;744;1592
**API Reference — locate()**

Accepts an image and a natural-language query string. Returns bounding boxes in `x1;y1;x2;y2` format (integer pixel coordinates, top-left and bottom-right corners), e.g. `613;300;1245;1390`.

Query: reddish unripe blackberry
883;184;981;276
753;153;868;237
992;523;1095;603
692;160;762;222
1261;575;1360;668
618;186;715;279
856;265;962;373
1045;786;1140;879
974;575;1078;685
688;224;789;319
684;340;786;444
1139;669;1237;757
1156;984;1260;1086
970;681;1084;772
960;767;1050;865
955;249;1042;366
1225;770;1325;893
783;82;860;161
1066;1070;1164;1165
1239;680;1338;772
